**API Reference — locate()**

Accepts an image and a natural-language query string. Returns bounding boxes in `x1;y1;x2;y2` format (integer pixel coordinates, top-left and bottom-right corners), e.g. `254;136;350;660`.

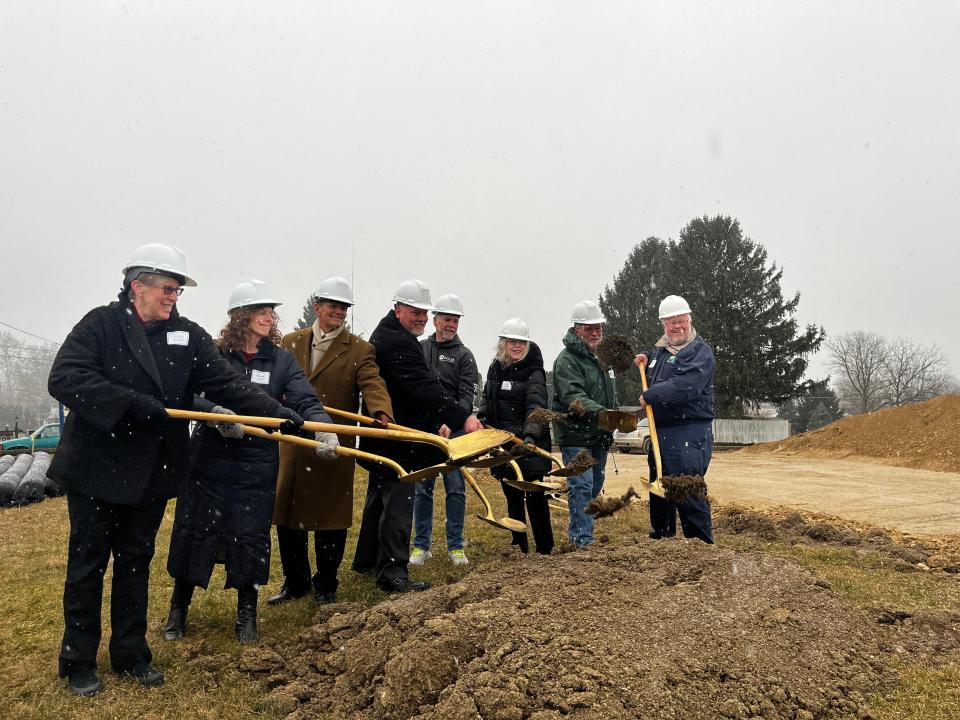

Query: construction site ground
605;450;960;535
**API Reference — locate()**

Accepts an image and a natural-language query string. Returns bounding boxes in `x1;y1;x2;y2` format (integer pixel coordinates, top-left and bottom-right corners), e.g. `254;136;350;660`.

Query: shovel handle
239;424;409;478
164;408;450;454
637;361;664;482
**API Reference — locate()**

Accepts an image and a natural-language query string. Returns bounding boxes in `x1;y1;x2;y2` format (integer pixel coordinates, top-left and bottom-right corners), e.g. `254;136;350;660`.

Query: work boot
235;586;259;644
118;662;164;688
66;669;104;696
378;577;431;593
315;591;337;605
409;547;432;566
266;583;309;606
163;580;194;641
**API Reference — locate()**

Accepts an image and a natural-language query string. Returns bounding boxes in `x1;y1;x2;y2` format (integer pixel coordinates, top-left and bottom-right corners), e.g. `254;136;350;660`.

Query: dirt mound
244;541;895;719
743;394;960;472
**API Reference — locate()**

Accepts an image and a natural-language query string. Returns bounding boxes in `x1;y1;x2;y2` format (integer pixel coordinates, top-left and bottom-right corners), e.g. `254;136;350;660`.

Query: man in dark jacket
47;244;303;696
552;300;616;547
636;294;715;543
412;294;478;566
352;280;481;592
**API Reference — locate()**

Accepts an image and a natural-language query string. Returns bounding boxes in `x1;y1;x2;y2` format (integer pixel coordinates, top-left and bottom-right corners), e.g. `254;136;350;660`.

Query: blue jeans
561;445;608;547
412;467;466;551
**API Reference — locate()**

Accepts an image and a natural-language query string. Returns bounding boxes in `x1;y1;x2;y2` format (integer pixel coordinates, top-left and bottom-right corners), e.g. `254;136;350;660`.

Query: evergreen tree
777;378;844;433
599;216;824;417
295;298;316;331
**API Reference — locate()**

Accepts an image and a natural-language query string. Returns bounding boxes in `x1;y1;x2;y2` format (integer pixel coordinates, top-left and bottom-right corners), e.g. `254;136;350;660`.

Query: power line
0;320;60;346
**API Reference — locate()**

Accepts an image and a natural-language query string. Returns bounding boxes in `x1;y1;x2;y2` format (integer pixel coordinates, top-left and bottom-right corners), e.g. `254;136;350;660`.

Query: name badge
167;331;189;346
649;358;657;368
501;381;512;390
251;370;271;384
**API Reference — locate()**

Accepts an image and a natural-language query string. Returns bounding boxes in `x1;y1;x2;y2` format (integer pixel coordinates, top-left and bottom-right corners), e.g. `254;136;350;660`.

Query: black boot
163;580;194;641
235;586;258;644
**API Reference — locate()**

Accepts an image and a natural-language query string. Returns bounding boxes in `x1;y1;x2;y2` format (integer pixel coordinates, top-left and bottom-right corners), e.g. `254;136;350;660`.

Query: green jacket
551;329;616;448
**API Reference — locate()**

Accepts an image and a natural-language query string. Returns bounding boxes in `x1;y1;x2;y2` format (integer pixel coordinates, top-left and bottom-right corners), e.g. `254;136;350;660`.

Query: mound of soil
743;395;960;473
245;541;895;720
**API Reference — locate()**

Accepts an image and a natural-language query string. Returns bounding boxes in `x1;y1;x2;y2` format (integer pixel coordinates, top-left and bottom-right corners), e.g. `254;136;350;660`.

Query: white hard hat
499;317;531;341
570;300;605;325
658;295;692;319
228;279;282;311
122;243;197;287
433;294;464;317
311;276;354;306
392;279;433;311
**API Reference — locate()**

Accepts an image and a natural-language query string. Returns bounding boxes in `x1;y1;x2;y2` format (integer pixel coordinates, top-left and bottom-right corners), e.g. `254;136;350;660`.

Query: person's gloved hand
128;393;167;425
207;405;244;439
314;431;339;460
523;434;538;447
275;406;305;435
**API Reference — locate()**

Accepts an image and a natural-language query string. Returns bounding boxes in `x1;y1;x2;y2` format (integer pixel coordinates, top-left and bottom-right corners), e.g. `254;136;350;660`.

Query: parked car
0;423;61;454
613;418;651;454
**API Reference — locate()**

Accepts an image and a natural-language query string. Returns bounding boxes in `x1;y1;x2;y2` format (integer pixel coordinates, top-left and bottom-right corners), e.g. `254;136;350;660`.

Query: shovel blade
476;514;526;533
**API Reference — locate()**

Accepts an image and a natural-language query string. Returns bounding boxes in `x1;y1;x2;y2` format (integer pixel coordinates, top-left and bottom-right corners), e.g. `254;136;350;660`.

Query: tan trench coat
273;326;392;530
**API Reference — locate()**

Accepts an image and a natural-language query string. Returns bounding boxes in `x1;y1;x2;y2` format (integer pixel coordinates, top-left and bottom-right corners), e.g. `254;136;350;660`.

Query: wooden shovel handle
164;408;450;453
239;424;409;477
637;361;664;482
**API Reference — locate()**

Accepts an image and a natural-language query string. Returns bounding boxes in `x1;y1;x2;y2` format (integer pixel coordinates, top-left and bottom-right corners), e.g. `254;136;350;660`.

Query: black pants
500;480;554;555
59;492;167;677
352;466;414;586
275;526;347;595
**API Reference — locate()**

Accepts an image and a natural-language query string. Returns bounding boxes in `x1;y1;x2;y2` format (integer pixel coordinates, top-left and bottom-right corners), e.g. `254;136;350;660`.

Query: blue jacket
643;336;715;427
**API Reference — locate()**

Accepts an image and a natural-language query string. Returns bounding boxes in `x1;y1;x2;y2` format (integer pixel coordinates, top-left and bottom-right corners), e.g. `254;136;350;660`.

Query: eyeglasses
157;285;184;297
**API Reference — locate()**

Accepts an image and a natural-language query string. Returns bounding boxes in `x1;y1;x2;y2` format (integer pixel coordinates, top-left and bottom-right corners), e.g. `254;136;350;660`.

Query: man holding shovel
552;300;617;547
635;295;715;543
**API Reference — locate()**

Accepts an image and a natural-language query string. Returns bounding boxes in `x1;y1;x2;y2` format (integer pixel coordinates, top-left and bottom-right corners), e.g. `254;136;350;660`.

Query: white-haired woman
477;319;554;554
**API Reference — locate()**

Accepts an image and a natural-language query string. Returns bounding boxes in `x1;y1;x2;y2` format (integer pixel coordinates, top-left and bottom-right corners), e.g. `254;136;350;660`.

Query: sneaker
409;548;432;566
448;549;469;566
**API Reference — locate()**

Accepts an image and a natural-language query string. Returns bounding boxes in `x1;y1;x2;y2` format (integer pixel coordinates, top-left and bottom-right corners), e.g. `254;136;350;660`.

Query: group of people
47;242;716;696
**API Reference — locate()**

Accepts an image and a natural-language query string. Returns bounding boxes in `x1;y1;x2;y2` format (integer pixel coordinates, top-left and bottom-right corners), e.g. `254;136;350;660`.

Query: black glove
523;434;538;446
276;405;305;435
127;393;167;424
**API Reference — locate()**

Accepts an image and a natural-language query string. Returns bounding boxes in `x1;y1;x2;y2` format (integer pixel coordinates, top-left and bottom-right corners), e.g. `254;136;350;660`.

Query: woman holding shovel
164;280;338;643
477;318;554;555
635;295;715;543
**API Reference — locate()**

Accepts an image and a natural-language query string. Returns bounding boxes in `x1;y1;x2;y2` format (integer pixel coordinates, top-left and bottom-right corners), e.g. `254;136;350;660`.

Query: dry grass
0;477;958;718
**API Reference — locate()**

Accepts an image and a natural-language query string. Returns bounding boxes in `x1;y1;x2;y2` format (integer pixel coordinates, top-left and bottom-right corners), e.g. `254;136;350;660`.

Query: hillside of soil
743;395;960;472
241;538;908;720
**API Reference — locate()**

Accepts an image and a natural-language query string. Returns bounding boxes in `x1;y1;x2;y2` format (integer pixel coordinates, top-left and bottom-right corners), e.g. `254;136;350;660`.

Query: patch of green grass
870;659;960;720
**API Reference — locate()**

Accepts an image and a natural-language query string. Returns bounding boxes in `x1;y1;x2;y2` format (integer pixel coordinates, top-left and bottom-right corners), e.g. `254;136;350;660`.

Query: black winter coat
191;339;331;465
47;293;282;505
420;333;479;412
477;342;552;478
360;310;470;471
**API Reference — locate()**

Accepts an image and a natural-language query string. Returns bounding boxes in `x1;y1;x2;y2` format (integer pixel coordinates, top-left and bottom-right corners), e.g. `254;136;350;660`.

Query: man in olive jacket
270;278;393;606
47;244;301;696
551;300;616;547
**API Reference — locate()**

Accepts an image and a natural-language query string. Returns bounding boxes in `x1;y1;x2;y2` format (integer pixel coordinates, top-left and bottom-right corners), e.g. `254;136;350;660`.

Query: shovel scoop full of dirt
596;335;636;374
661;474;709;505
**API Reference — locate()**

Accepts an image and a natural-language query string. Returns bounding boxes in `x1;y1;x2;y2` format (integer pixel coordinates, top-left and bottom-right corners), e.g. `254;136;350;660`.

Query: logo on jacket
667;356;677;364
438;354;456;364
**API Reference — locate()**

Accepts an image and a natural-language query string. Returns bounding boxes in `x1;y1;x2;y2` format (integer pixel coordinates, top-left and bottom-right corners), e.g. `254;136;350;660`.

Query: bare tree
0;331;57;429
881;338;952;407
826;331;889;414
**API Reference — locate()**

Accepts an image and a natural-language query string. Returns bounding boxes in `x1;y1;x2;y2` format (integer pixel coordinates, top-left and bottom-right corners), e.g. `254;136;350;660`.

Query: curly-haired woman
163;280;337;643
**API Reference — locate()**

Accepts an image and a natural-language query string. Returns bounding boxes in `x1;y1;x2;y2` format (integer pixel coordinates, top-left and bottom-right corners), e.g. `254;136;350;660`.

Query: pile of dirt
743;395;960;473
243;540;897;720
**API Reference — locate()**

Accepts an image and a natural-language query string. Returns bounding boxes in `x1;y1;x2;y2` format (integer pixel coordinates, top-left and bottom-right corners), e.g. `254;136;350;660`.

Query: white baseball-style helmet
570;300;605;325
658;295;692;319
122;243;197;287
499;318;531;341
312;277;354;306
228;280;282;311
393;279;434;311
432;294;465;317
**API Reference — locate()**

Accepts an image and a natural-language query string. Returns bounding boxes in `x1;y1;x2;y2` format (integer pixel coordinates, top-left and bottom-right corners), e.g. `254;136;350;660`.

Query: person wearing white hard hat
634;295;715;543
411;294;479;567
477;319;555;555
352;280;482;593
47;247;304;695
551;300;616;547
268;278;393;607
163;280;337;645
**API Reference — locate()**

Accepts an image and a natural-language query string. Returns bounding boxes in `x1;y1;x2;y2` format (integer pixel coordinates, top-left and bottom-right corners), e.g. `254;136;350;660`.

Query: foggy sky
2;1;958;389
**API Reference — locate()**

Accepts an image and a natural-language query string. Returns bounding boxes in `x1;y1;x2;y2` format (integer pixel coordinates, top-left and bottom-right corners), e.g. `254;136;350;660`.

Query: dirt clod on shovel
596;334;636;373
662;474;709;504
566;449;596;473
245;541;895;720
527;408;572;425
586;486;639;518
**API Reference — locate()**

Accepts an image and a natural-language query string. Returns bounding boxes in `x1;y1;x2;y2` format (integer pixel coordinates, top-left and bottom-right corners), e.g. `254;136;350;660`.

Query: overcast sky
3;1;958;387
